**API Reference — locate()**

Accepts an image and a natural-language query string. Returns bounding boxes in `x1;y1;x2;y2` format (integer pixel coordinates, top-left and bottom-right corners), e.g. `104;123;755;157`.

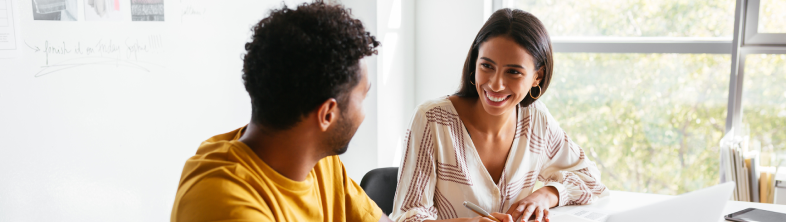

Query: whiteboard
0;0;309;221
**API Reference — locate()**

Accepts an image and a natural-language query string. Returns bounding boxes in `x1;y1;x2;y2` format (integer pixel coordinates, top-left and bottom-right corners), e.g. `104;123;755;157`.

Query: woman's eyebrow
480;57;526;69
479;57;496;65
505;64;525;69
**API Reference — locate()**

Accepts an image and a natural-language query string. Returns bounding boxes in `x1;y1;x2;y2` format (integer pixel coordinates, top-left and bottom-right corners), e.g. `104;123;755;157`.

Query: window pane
510;0;735;37
758;0;786;33
541;53;730;194
742;54;786;167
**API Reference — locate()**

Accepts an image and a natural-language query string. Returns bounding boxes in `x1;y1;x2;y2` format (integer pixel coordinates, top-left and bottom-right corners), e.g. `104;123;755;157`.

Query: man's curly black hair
243;0;379;131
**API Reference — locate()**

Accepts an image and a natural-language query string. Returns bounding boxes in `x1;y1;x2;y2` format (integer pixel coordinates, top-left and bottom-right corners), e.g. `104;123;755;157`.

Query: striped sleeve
389;105;438;222
535;105;609;206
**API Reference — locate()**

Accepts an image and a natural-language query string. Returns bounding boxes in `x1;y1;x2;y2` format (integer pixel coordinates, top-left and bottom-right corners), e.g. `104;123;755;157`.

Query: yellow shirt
171;127;382;222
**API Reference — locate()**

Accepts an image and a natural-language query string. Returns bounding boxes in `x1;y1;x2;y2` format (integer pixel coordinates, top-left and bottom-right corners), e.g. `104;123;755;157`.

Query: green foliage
512;0;735;37
541;53;730;195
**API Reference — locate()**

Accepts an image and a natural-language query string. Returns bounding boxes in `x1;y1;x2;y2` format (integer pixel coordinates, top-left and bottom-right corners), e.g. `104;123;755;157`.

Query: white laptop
551;182;735;222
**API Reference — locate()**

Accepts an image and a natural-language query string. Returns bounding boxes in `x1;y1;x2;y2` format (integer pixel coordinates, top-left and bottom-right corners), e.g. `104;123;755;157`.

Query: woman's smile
483;89;511;106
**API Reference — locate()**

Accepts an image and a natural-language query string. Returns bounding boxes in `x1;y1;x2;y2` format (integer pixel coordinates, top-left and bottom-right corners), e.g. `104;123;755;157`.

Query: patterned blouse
389;97;609;222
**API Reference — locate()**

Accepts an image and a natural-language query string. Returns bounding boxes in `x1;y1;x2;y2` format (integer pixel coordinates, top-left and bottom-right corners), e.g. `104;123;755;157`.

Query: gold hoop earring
469;72;476;86
530;85;542;99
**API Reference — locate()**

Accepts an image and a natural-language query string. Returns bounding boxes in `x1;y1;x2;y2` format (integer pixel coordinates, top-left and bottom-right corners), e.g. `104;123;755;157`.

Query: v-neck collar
443;96;522;186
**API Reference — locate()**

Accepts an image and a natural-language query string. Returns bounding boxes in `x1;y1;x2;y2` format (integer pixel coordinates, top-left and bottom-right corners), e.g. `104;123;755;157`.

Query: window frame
730;0;786;137
743;0;786;45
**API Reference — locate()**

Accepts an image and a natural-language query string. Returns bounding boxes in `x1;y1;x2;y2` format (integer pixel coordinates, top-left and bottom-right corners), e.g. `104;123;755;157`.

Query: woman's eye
508;70;522;75
481;64;491;69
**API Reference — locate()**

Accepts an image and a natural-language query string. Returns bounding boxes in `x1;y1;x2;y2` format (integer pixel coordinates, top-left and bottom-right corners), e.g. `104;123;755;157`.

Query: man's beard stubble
326;112;357;155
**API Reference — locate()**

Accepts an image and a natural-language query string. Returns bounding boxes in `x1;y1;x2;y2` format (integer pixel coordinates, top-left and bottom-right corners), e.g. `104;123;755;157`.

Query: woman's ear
532;67;544;87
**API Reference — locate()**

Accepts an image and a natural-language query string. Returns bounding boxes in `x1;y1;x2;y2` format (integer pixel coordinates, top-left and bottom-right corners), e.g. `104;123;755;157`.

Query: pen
463;201;502;222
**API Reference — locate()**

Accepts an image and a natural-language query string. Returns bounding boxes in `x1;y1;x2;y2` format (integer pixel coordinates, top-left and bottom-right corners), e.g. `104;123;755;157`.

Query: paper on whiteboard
84;0;124;21
0;0;17;50
131;0;164;21
32;0;78;21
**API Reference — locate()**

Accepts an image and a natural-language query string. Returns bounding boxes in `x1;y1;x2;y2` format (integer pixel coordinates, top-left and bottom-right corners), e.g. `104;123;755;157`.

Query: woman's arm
389;107;439;222
506;107;608;222
537;125;608;207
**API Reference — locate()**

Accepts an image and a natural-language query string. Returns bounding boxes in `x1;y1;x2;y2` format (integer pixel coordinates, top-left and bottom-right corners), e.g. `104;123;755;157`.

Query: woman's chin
480;102;513;116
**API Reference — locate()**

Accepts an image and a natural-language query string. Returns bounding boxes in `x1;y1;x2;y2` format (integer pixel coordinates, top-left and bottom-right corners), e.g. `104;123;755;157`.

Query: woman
389;9;609;222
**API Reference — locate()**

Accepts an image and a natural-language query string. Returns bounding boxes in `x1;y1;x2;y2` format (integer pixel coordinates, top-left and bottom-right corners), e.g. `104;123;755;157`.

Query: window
541;53;729;194
736;0;786;177
498;0;786;195
741;54;786;167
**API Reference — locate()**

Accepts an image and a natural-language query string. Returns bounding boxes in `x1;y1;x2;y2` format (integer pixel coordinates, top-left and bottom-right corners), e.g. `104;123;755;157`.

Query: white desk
550;191;786;221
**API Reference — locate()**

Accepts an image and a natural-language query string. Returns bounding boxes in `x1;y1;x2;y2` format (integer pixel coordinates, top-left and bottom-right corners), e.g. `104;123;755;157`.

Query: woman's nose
488;71;505;92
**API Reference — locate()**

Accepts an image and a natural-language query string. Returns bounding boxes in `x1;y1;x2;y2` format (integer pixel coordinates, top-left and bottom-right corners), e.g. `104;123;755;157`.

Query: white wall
414;0;486;106
335;0;381;182
375;0;415;169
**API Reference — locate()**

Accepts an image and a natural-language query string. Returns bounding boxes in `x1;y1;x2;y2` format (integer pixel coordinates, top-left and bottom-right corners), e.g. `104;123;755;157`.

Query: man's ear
532;67;544;87
316;98;339;132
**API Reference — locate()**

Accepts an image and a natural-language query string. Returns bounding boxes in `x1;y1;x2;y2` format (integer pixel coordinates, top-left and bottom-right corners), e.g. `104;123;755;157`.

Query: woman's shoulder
522;100;550;114
414;96;455;113
408;96;460;122
521;100;559;125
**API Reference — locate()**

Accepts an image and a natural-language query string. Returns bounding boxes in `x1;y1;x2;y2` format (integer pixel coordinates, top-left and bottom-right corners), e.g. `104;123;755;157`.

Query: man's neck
238;123;324;181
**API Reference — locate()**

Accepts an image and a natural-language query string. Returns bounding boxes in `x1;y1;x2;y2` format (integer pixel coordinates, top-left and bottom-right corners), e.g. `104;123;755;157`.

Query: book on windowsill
719;131;786;204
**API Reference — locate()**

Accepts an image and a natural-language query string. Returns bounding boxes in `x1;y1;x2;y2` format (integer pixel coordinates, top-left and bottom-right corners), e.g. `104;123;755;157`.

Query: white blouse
390;97;609;222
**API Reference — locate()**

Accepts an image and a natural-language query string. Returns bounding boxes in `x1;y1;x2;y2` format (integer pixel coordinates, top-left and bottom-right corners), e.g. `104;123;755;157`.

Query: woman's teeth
486;92;508;102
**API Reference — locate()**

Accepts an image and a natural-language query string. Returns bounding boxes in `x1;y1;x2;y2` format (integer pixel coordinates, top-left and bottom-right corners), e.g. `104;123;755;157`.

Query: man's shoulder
172;173;271;221
178;140;248;186
175;139;267;211
177;151;262;201
172;140;275;221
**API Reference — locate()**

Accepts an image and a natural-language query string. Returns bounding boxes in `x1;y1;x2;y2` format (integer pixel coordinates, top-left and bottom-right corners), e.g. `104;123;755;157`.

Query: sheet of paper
550;208;611;222
0;0;17;50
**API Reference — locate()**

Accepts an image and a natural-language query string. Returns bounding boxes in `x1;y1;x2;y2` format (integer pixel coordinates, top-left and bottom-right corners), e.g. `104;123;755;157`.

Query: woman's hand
505;186;559;222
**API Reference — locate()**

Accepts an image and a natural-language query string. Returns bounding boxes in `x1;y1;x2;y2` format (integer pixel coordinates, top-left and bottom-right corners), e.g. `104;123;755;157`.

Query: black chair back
359;167;399;216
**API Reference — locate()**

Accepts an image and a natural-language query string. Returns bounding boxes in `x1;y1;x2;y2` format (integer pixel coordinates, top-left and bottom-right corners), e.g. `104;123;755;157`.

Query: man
171;1;392;221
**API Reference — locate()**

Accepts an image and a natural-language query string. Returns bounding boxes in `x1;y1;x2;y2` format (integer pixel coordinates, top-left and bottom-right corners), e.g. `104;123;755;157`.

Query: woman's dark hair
242;0;379;131
455;8;553;108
